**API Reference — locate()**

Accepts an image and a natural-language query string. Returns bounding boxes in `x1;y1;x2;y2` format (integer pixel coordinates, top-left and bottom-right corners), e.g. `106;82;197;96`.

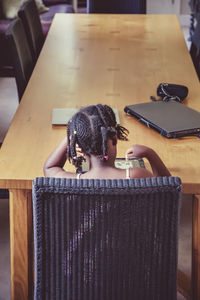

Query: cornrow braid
66;121;71;161
96;105;117;160
67;114;84;168
96;105;118;160
103;105;117;127
66;104;129;169
96;104;129;141
90;116;102;156
96;104;109;127
70;115;78;165
100;126;108;159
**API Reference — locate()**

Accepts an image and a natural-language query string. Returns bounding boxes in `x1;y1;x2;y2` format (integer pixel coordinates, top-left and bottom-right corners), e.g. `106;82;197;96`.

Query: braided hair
66;104;129;169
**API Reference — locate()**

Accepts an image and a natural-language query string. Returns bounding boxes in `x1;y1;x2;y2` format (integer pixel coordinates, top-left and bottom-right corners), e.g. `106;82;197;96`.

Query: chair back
189;16;200;80
5;18;34;101
190;42;200;80
32;176;182;300
87;0;146;13
18;0;44;62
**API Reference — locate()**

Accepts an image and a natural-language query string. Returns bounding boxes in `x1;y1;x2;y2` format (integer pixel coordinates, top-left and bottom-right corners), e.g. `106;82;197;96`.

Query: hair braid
100;126;108;159
104;105;117;127
66;104;129;168
67;111;93;168
96;105;115;159
66;121;71;161
96;104;110;127
103;105;129;140
116;124;129;141
70;116;78;164
89;116;101;155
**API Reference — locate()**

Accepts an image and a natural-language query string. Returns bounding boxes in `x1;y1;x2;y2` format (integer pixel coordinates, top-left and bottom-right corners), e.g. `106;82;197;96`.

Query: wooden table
0;14;200;300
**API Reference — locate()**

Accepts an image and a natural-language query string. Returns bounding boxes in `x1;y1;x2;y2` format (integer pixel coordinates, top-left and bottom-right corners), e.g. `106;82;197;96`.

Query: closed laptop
52;108;120;125
124;100;200;138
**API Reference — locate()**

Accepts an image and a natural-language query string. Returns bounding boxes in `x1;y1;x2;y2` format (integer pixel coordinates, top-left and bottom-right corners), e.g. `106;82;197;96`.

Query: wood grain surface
0;14;199;193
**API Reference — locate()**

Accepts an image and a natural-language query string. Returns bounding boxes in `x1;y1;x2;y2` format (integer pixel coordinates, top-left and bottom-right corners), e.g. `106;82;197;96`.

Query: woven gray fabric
32;177;182;300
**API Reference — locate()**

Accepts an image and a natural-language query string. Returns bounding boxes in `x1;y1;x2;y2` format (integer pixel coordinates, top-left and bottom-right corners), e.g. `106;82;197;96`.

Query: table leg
192;194;200;300
9;189;33;300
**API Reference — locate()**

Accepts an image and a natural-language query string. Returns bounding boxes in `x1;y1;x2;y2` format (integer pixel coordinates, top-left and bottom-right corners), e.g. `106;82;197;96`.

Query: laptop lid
124;100;200;138
52;108;120;125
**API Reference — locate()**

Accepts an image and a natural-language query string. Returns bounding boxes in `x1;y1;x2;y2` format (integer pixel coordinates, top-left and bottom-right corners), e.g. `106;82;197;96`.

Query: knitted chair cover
32;177;182;300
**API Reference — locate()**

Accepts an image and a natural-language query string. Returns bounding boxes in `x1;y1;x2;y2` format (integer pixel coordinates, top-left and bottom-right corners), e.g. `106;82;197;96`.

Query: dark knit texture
87;0;146;13
33;177;182;300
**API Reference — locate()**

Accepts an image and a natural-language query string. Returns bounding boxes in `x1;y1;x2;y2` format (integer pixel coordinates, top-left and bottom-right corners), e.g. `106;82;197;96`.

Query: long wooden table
0;14;200;300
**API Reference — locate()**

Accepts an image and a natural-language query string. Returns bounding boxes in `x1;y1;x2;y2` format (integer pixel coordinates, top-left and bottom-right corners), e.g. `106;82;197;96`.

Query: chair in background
33;176;182;300
87;0;146;14
5;18;34;101
189;14;200;80
18;0;44;63
190;42;200;80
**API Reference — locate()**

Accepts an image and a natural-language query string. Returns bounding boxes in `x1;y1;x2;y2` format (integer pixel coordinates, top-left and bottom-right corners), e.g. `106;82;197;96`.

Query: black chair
190;42;200;80
5;18;34;101
33;176;182;300
189;15;200;80
18;0;44;63
87;0;146;14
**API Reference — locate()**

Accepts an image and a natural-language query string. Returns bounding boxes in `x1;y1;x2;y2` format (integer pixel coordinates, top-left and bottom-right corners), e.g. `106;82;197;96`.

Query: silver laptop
124;100;200;138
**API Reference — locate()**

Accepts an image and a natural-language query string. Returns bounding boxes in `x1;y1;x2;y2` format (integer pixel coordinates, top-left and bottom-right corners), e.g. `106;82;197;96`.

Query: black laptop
124;100;200;138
